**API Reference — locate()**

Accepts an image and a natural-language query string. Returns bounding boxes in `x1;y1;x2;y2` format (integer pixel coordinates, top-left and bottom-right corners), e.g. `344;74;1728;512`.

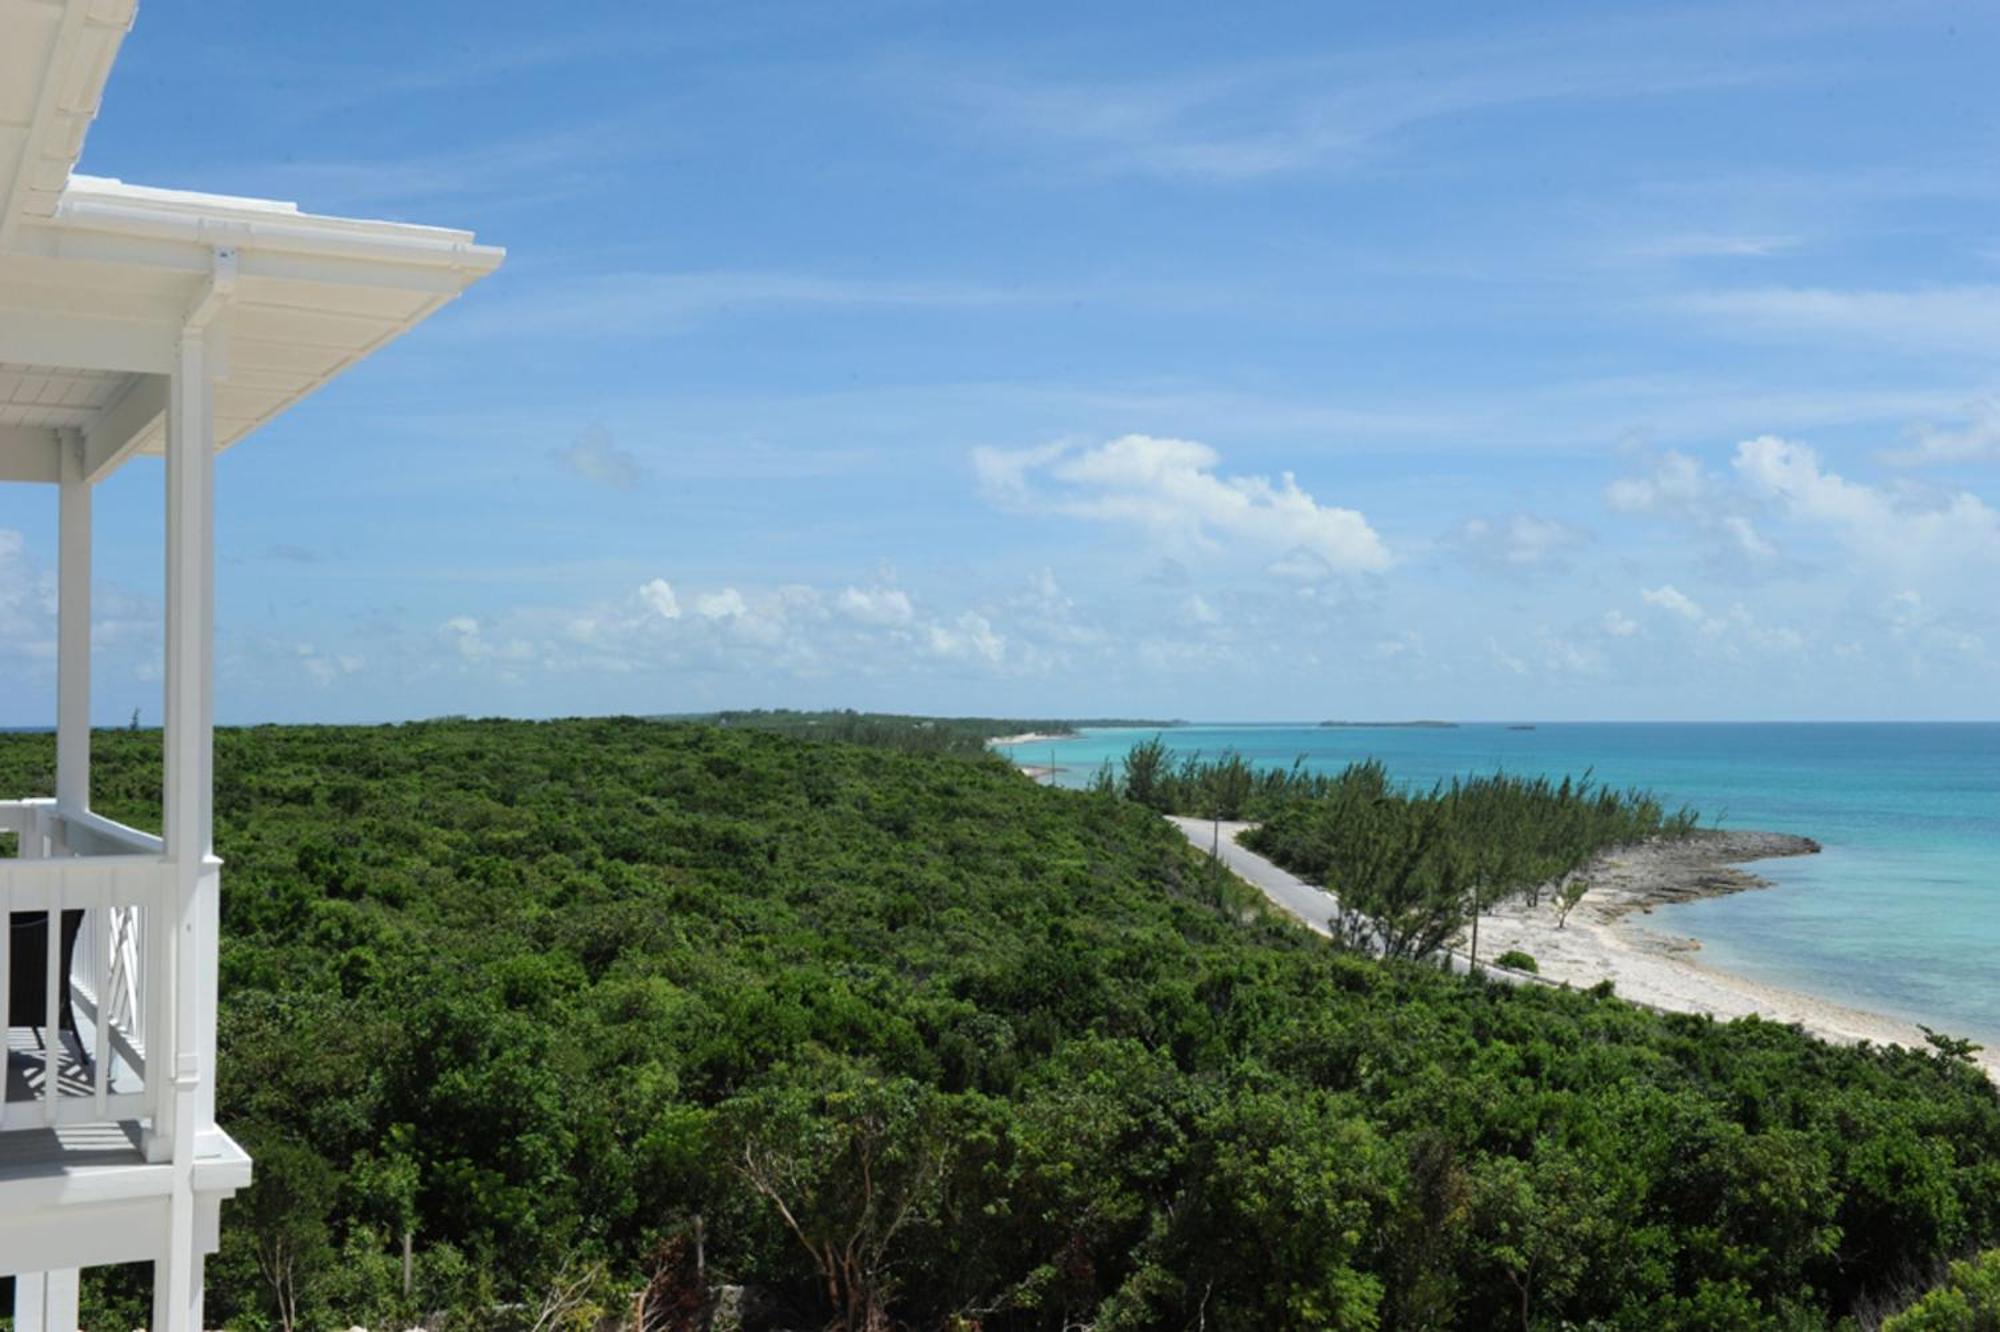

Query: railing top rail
0;853;166;879
0;797;51;837
59;809;164;856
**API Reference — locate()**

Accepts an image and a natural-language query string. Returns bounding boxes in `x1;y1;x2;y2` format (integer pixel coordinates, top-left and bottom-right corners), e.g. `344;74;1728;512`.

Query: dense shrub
1;719;1995;1330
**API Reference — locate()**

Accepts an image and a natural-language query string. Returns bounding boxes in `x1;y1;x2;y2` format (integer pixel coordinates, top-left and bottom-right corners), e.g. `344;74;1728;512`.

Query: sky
4;0;2000;724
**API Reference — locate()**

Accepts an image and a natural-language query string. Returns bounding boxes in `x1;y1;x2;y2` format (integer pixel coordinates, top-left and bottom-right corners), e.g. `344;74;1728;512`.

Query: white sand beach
987;731;1068;747
1173;818;2000;1081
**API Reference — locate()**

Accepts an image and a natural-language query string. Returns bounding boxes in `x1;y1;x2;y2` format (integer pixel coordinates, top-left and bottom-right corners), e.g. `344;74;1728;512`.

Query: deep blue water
999;723;2000;1044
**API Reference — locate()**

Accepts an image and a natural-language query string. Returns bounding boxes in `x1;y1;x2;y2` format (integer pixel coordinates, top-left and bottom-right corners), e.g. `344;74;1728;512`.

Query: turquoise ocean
998;723;2000;1045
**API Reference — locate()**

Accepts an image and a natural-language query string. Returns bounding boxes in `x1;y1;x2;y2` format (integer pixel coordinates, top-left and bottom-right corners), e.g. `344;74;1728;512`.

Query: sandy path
1168;818;2000;1081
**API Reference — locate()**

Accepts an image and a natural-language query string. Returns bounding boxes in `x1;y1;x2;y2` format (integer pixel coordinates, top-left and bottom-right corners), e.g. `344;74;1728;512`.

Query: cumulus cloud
1607;448;1777;565
640;578;681;620
554;424;646;491
1733;434;2000;566
925;612;1005;664
1602;609;1639;638
298;646;364;686
1641;584;1706;622
836;585;916;626
694;588;749;620
1637;584;1802;654
0;529;55;665
1608;450;1707;514
975;434;1389;577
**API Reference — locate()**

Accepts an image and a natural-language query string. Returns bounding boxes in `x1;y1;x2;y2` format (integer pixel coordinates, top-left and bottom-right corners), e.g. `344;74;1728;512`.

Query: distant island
650;710;1182;756
1318;719;1458;729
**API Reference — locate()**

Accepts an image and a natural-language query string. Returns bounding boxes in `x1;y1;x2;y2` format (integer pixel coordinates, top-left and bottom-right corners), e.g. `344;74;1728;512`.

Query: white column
14;1268;81;1332
56;429;91;820
153;320;215;1332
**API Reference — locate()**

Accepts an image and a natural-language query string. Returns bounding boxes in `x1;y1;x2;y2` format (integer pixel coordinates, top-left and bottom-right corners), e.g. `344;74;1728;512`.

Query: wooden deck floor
4;1023;142;1107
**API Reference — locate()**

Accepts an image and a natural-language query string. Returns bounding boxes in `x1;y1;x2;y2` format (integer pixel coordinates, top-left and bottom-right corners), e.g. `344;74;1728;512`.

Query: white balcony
0;798;165;1134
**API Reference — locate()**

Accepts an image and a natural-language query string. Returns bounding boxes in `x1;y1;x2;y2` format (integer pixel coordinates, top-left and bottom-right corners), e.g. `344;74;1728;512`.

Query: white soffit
0;2;505;475
0;0;134;246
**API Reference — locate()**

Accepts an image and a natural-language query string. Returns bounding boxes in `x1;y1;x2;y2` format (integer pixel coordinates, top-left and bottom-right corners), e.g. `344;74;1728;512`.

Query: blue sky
5;0;2000;724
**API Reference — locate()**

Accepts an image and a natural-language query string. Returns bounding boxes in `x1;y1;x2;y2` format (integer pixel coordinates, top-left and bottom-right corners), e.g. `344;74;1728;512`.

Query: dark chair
7;910;84;1035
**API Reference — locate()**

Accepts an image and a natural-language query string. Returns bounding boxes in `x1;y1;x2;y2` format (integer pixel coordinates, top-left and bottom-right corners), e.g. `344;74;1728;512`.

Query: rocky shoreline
1577;828;1822;923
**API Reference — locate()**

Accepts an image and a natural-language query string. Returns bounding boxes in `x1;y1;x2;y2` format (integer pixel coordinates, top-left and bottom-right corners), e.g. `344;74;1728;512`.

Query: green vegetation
1494;949;1538;974
1;719;1997;1330
1881;1251;2000;1330
1111;744;1694;962
671;710;1179;758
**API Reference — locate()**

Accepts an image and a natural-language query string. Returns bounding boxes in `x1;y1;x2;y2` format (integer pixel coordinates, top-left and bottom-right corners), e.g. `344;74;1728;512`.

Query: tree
1555;873;1591;929
1120;736;1172;811
725;1068;956;1332
241;1137;339;1332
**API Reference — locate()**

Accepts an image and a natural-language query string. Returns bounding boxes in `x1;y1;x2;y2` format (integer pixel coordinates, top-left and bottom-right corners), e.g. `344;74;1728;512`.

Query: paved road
1167;816;1334;937
1166;815;1555;988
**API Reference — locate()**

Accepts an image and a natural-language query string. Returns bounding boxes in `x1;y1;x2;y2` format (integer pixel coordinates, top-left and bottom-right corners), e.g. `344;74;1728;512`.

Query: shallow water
1000;722;2000;1045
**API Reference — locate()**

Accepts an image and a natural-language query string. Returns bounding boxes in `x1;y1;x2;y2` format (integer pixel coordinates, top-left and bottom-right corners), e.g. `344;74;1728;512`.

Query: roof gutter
48;190;505;274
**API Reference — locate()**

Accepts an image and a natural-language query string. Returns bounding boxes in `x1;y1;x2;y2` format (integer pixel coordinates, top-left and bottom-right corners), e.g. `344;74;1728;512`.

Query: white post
57;429;91;823
14;1268;82;1332
153;278;220;1332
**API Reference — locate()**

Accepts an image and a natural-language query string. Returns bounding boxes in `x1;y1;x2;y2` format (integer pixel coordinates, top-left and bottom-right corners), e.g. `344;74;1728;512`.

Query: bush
1494;949;1538;973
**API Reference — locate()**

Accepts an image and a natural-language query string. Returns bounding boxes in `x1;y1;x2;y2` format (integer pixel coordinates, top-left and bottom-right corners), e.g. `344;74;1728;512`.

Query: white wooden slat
94;874;110;1116
43;873;59;1123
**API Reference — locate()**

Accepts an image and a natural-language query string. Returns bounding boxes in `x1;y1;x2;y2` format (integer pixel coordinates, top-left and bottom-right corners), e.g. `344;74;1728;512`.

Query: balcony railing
0;798;165;1132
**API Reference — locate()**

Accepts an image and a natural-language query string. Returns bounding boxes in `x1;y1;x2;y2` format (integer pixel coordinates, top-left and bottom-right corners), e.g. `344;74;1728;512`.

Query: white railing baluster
1;895;11;1125
94;873;111;1117
43;870;60;1123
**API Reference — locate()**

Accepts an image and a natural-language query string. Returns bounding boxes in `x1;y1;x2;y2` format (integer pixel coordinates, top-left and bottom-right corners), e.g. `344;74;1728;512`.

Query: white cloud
1182;593;1220;625
298;646;365;686
925;612;1005;664
1642;584;1706;622
836;585;916;627
1637;584;1802;655
639;579;681;620
694;588;749;620
976;433;1389;576
554;424;646;490
1603;609;1639;638
1733;434;2000;566
1608;448;1777;564
1608;450;1707;513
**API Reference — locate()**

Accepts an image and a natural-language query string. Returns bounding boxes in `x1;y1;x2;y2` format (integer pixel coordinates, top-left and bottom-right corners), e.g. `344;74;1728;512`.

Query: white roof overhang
0;0;504;485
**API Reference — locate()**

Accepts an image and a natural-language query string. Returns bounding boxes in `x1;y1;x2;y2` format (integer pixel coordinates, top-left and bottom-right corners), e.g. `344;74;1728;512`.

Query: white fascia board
58;176;506;274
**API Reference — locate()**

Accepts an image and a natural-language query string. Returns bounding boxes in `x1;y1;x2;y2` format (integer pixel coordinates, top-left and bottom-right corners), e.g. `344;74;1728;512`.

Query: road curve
1165;814;1553;988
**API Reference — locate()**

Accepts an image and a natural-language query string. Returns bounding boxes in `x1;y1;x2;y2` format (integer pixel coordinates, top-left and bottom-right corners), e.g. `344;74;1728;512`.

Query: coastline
1473;830;2000;1079
988;731;1069;747
1169;813;2000;1082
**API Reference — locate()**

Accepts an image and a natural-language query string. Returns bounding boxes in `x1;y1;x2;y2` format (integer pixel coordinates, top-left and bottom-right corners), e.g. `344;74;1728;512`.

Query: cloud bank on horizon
2;0;1998;723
